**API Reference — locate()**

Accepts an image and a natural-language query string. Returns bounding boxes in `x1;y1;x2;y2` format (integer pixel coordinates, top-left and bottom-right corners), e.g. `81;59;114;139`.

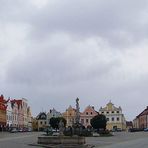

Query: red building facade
0;95;9;131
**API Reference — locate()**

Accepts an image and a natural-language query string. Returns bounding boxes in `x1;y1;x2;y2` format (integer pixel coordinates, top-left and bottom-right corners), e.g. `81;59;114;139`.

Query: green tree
90;114;107;131
58;117;67;127
49;117;66;130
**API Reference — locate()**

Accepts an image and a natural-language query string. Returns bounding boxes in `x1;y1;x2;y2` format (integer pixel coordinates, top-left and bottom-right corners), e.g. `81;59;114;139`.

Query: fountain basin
38;136;85;145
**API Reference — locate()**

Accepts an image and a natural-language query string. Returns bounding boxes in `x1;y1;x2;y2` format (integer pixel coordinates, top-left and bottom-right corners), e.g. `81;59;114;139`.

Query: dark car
10;128;18;133
144;128;148;132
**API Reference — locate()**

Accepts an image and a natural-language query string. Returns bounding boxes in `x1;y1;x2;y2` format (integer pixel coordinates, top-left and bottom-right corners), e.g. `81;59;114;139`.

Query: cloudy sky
1;0;148;120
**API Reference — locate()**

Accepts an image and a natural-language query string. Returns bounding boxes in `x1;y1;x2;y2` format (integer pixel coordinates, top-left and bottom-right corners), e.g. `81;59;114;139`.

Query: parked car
111;128;122;132
28;128;32;132
18;128;23;132
10;128;18;133
22;128;28;132
116;128;122;132
144;128;148;131
128;128;143;132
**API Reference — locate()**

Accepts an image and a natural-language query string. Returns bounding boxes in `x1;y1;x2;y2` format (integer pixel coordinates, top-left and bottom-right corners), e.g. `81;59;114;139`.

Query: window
107;111;109;114
91;112;93;115
86;112;88;115
81;119;84;124
102;112;104;114
117;111;119;113
40;121;42;125
112;117;114;121
107;118;109;121
86;119;89;123
45;121;46;124
112;111;114;113
117;117;119;121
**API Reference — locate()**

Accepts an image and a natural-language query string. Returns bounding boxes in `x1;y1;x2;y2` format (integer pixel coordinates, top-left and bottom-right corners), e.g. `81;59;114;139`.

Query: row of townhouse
34;101;126;131
133;106;148;129
0;94;32;131
33;108;62;131
63;101;126;130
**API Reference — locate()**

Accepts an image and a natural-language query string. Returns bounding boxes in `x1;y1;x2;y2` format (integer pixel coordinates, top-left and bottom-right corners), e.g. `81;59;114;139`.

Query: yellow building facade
62;105;76;127
99;101;126;131
36;112;47;131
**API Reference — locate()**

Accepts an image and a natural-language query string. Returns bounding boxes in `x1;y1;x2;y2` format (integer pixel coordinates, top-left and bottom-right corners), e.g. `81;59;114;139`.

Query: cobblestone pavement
86;131;148;147
0;131;148;148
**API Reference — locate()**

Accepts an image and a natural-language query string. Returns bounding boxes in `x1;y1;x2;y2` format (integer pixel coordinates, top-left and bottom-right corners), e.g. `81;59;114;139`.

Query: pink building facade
80;105;98;128
134;106;148;129
7;98;32;129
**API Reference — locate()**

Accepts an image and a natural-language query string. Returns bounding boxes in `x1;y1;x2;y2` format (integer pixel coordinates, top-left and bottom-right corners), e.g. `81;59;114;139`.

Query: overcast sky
1;0;148;120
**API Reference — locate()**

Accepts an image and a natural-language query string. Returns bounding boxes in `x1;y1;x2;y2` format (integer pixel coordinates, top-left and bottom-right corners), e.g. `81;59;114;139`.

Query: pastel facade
32;117;38;131
6;101;13;128
47;108;61;119
99;101;126;131
62;105;76;127
133;106;148;129
0;95;8;131
27;107;32;129
36;112;47;131
6;98;32;129
80;105;98;127
10;99;19;127
133;117;139;128
47;108;61;126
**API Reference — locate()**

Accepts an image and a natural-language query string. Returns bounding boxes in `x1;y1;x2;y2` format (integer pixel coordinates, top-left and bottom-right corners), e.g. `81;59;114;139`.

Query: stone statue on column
75;97;80;124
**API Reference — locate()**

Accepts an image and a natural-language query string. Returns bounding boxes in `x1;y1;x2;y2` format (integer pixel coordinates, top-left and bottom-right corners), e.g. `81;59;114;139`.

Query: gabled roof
82;105;98;114
36;112;47;120
99;101;121;111
137;106;148;118
66;105;76;111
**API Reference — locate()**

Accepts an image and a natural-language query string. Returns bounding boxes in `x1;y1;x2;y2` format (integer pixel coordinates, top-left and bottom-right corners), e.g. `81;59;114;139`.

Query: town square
0;131;148;148
1;0;148;147
1;96;148;147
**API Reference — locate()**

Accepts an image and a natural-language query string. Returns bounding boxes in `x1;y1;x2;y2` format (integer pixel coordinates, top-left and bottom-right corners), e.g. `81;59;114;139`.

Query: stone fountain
37;98;86;148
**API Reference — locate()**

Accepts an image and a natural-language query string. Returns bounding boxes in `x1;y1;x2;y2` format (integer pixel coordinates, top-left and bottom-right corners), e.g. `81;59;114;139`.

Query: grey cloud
1;0;148;47
5;35;119;86
1;0;148;120
26;0;148;47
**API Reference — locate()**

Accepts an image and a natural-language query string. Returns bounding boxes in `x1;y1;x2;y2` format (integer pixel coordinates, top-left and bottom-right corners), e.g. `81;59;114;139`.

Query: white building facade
47;108;62;126
99;101;126;131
